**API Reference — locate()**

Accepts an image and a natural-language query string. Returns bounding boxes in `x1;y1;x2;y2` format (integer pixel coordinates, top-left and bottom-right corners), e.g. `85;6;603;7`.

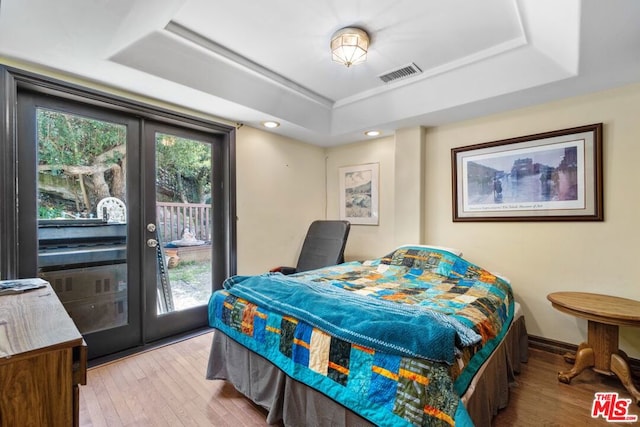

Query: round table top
547;292;640;327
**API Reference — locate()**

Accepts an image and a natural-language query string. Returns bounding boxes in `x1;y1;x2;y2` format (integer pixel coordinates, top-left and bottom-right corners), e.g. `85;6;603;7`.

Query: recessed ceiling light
364;130;381;137
262;121;280;128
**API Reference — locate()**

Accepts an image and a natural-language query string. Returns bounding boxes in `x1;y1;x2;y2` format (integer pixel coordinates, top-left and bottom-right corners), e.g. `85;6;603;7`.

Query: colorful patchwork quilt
208;246;514;426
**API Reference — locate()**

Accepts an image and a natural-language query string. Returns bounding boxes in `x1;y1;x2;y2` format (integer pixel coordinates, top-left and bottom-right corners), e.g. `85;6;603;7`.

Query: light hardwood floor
79;331;640;427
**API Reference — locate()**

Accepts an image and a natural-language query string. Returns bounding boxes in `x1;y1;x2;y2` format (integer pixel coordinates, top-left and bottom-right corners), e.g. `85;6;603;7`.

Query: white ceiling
1;0;639;146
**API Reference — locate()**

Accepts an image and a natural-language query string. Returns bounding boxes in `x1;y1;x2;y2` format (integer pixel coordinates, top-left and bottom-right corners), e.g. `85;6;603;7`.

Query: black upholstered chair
271;220;350;275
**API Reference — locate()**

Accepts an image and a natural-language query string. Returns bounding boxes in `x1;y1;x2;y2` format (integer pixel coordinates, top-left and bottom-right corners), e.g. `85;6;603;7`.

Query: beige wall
325;83;640;359
235;126;326;274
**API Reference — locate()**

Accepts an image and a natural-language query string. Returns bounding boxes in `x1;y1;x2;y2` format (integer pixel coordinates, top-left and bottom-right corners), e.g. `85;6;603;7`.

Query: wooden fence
156;202;211;243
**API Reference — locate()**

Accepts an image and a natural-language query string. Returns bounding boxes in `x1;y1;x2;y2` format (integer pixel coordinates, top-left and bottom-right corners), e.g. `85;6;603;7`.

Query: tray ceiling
1;0;639;146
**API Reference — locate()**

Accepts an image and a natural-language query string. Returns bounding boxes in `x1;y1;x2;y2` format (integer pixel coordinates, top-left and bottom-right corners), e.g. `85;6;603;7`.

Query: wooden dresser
0;281;87;426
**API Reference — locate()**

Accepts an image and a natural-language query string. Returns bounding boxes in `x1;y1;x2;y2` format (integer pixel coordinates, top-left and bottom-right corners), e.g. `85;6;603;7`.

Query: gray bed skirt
206;315;528;426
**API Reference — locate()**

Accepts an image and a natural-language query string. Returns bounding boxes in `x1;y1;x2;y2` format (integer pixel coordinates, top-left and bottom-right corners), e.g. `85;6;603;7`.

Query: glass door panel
17;91;142;360
143;122;219;342
35;108;129;334
155;132;212;314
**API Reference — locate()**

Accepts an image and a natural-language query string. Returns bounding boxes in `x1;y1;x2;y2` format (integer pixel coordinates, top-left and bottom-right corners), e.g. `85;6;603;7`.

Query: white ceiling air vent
378;63;422;83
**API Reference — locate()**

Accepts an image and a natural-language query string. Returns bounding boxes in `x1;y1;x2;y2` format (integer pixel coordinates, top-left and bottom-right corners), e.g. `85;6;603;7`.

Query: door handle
146;238;158;248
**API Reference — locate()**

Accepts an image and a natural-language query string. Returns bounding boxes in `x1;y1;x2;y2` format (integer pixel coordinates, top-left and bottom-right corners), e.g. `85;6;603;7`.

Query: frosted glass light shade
330;27;369;67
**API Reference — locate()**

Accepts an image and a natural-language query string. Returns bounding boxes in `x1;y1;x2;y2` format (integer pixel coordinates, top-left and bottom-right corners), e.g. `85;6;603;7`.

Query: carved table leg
558;346;594;384
610;353;640;406
563;342;590;364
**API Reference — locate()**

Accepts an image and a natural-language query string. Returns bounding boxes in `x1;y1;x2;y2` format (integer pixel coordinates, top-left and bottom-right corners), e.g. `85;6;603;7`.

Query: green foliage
167;260;211;283
35;109;213;211
156;134;212;203
37;109;125;167
38;205;63;219
36;108;127;214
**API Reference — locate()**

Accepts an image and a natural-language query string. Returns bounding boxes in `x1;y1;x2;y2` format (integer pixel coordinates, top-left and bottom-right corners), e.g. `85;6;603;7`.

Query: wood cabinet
0;281;87;426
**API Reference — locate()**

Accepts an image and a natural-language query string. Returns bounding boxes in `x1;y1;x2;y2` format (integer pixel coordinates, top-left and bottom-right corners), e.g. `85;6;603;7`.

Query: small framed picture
452;123;603;221
339;163;379;225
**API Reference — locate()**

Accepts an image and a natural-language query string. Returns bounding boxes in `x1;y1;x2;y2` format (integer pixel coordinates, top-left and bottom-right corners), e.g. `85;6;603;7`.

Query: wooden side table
547;291;640;405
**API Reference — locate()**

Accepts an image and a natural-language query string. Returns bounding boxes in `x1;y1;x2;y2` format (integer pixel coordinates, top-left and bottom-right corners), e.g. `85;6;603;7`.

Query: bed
206;245;528;426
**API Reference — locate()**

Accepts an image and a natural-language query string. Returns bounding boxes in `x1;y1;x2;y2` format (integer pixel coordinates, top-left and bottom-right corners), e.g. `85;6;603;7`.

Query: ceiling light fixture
330;27;370;67
364;130;381;137
261;121;280;128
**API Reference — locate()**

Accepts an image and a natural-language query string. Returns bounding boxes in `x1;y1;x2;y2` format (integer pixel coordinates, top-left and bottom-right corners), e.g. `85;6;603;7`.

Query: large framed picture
339;163;379;225
452;123;603;221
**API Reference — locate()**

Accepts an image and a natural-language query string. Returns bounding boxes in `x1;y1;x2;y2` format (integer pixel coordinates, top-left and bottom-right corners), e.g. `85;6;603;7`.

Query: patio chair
271;220;351;275
96;197;127;223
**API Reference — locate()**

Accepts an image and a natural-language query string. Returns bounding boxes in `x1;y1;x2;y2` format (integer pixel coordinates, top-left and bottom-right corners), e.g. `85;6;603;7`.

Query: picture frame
339;163;379;225
452;123;603;222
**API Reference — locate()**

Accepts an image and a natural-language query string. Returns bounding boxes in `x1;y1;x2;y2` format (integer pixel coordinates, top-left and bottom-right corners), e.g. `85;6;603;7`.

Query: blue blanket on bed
223;273;481;364
210;247;514;426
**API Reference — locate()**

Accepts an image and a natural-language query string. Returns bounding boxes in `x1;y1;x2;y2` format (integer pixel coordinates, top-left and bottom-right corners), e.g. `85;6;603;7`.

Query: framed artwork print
452;123;603;222
339;163;379;225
